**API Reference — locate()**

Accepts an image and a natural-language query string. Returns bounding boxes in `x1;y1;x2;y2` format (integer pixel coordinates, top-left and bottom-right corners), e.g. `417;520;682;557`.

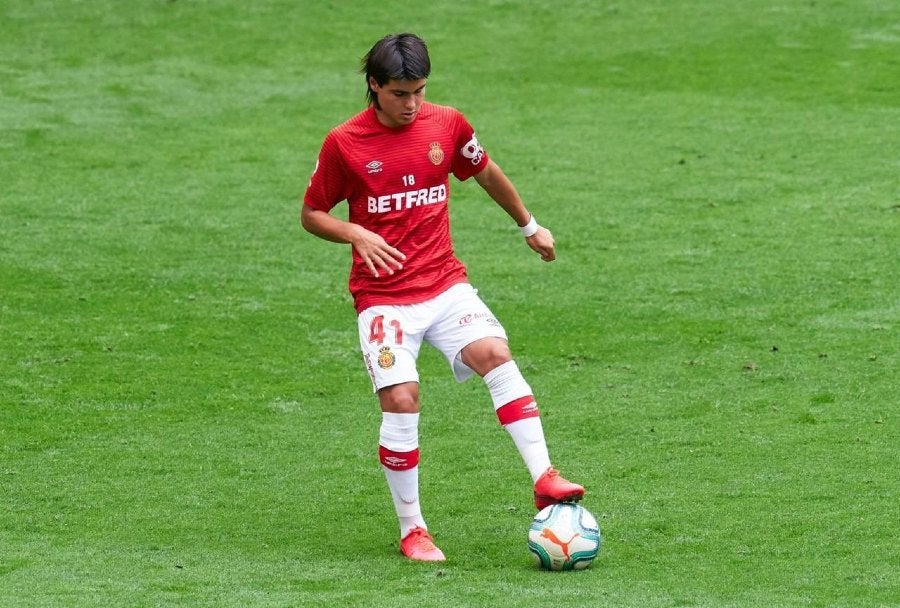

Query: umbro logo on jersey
366;160;383;174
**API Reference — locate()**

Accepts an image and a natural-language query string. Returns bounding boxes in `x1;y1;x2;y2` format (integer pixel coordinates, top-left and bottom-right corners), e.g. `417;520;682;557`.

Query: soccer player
301;33;584;562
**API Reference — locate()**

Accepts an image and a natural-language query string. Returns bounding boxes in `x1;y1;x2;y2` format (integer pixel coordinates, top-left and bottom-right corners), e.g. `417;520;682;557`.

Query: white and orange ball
528;503;601;571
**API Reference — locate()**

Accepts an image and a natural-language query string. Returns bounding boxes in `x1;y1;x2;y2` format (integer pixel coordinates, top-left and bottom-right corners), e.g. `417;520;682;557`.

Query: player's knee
378;382;420;413
463;338;513;376
484;344;512;371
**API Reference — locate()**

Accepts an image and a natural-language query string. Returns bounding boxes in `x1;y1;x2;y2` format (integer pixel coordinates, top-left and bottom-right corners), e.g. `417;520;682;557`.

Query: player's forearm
474;160;531;227
301;203;406;276
300;204;361;245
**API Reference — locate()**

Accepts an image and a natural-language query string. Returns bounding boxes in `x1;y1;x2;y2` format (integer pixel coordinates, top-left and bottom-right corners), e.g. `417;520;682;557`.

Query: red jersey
304;102;490;313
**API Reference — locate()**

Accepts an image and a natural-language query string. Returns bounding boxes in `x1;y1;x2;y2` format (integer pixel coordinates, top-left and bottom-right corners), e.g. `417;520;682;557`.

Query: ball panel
527;540;552;570
527;503;601;571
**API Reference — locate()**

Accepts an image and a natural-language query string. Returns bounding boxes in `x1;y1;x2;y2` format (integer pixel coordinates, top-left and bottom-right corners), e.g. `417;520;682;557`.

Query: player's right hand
350;226;406;277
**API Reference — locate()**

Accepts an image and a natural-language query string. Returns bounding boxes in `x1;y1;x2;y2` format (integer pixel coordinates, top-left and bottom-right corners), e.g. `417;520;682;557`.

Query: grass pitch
1;1;898;607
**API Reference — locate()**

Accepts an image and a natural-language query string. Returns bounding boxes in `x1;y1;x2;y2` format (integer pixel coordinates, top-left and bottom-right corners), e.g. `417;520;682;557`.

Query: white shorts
357;283;508;391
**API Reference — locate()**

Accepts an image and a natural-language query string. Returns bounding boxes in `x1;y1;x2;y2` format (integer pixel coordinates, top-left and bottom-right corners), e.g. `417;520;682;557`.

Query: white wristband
519;215;539;237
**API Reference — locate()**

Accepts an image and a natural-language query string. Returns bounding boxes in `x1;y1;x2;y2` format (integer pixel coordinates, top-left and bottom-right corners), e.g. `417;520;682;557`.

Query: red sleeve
450;112;490;181
303;133;351;212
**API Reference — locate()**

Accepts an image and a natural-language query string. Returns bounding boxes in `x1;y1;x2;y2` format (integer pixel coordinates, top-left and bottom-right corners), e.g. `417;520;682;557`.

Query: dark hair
361;33;431;106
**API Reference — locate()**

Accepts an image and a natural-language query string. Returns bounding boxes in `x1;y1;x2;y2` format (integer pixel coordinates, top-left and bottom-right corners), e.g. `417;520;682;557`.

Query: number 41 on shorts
369;315;403;346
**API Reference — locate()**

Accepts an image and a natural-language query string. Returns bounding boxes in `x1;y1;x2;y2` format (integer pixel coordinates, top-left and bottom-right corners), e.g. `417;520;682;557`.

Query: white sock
505;418;551;481
484;361;552;482
380;412;427;537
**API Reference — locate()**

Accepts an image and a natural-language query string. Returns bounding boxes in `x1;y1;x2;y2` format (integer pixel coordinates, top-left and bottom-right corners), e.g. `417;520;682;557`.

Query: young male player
301;33;584;562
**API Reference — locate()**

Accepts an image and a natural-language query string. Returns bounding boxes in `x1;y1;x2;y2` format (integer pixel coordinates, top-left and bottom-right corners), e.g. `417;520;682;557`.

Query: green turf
1;1;898;606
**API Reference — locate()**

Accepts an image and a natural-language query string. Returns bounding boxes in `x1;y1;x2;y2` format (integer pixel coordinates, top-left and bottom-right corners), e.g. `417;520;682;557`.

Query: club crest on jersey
428;142;444;165
366;160;383;174
377;346;395;369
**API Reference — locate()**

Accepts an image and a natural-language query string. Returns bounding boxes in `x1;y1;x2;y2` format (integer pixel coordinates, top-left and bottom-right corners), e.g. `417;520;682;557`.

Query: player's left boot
400;527;446;562
533;466;585;510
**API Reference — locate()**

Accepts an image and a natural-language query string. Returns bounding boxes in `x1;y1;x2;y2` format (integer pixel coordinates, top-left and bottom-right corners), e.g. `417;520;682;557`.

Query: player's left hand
526;226;556;262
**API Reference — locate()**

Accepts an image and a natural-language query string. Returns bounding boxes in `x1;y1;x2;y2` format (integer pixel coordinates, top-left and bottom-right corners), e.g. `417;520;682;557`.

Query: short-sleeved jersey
304;102;490;313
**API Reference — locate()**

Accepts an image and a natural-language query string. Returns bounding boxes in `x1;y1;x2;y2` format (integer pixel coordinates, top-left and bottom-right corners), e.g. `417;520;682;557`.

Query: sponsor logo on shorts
377;346;396;369
364;352;376;383
458;312;500;326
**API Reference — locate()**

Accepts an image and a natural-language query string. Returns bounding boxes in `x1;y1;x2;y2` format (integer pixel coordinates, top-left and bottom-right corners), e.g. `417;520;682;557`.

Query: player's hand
526;226;556;262
350;226;406;277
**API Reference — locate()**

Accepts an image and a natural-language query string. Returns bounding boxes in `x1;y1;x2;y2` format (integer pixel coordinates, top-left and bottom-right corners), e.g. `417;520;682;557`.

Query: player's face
370;78;427;128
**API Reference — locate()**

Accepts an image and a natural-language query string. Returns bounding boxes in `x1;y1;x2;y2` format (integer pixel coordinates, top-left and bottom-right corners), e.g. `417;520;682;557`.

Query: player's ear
368;77;381;93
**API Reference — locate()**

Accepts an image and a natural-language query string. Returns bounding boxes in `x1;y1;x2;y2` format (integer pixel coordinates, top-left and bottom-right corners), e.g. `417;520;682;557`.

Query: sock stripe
379;446;420;471
496;395;540;426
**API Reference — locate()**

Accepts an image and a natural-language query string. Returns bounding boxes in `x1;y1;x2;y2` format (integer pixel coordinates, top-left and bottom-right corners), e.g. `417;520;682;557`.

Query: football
528;503;601;571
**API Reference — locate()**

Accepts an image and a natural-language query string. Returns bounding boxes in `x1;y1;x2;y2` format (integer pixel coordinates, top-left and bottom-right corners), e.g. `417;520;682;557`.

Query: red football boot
533;467;585;510
400;527;446;562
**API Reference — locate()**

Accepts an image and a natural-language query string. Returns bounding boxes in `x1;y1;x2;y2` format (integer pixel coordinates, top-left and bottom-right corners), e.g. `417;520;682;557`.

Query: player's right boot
400;527;446;562
533;467;585;510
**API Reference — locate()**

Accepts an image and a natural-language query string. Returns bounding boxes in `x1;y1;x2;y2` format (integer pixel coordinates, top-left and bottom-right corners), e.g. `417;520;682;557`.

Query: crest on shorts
377;346;396;369
428;142;444;165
